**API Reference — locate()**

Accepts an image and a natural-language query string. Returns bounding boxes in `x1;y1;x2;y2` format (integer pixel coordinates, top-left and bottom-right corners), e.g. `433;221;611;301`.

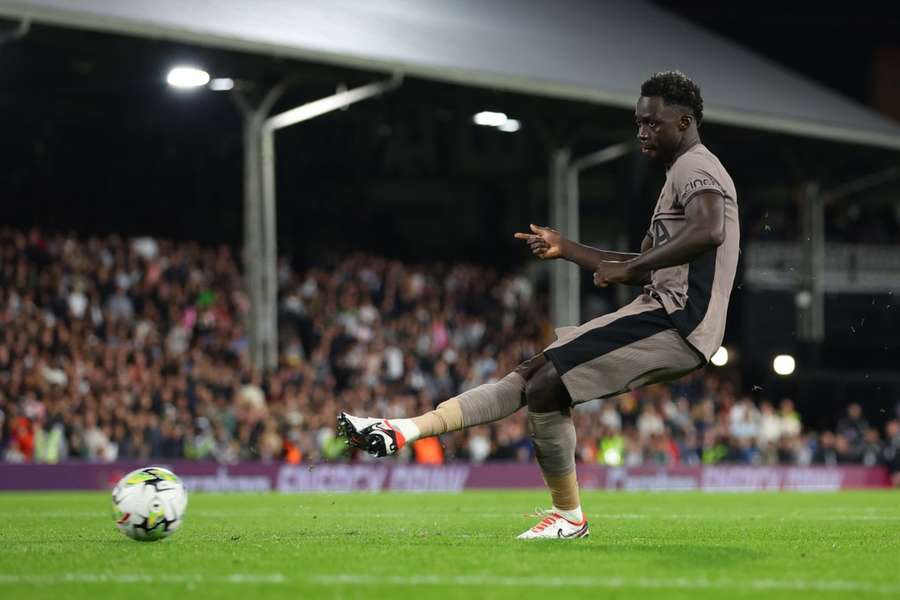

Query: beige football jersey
645;143;740;360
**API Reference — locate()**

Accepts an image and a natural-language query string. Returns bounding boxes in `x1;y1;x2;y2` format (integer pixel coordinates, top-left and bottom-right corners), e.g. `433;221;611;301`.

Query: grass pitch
1;490;898;599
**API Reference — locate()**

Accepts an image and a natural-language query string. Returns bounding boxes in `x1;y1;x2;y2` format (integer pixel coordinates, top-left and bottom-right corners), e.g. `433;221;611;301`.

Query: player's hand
593;260;643;287
513;224;565;259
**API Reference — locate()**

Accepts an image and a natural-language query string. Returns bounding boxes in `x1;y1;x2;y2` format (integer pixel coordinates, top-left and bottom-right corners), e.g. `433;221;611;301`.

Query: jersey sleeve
672;155;726;208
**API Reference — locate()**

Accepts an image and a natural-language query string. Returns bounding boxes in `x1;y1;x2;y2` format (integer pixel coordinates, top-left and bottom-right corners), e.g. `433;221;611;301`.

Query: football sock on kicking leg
391;372;527;443
544;472;583;523
529;410;583;523
387;400;461;443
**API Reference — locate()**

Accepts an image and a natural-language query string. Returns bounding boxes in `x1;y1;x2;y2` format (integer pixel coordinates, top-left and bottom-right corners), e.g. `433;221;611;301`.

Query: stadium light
473;111;508;127
498;118;521;133
208;77;234;91
166;66;210;88
710;346;729;367
773;354;796;376
473;111;522;133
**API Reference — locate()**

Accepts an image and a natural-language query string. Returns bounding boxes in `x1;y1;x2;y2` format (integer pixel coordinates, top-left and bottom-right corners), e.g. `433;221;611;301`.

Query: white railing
744;242;900;293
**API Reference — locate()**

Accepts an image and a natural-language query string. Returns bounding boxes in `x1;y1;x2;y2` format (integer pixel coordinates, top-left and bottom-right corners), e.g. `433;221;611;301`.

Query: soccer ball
111;466;188;542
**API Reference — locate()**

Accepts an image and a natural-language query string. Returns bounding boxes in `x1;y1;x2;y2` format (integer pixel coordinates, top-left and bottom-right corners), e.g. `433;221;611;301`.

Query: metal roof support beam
266;73;402;131
820;165;900;204
235;74;402;373
793;164;900;357
0;15;28;45
231;83;287;375
549;142;634;326
798;182;825;344
549;148;575;327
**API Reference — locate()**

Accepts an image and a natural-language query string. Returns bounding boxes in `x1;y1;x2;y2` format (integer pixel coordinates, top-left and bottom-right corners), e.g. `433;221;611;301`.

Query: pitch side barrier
0;462;889;492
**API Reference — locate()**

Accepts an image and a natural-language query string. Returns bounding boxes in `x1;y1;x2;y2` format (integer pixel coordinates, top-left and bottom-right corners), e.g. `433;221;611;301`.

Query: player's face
635;96;686;163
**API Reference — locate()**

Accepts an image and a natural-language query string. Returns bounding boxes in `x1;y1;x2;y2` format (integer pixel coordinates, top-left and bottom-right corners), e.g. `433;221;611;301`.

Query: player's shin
401;372;527;442
529;410;583;524
341;372;527;455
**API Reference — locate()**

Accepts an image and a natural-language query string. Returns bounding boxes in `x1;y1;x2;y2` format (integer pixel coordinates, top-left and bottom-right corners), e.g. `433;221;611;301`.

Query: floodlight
773;354;796;376
498;118;521;133
710;346;729;367
208;77;234;91
166;66;210;88
473;111;508;127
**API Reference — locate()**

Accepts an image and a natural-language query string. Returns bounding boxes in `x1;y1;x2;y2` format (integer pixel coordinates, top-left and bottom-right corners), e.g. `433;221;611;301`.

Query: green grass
1;490;899;599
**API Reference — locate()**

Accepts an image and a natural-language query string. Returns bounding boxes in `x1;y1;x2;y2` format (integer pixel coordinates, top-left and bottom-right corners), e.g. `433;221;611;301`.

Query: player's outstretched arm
593;192;725;288
514;224;640;268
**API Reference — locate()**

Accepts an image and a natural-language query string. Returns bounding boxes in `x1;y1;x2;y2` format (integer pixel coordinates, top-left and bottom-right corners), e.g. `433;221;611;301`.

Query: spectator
730;397;760;442
882;420;900;488
0;227;892;470
813;431;838;465
860;429;883;467
837;403;869;450
757;401;781;447
834;434;859;464
6;406;34;462
778;399;802;438
637;405;664;440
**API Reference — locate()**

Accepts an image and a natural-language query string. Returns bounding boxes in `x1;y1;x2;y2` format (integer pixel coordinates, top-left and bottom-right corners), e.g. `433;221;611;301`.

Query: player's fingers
517;233;543;244
529;223;545;234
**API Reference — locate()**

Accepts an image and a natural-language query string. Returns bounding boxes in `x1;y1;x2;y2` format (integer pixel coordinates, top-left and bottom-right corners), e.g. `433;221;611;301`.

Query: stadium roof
3;0;900;150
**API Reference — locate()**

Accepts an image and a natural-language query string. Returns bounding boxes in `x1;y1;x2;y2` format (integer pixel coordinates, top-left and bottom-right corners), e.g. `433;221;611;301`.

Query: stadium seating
1;227;898;476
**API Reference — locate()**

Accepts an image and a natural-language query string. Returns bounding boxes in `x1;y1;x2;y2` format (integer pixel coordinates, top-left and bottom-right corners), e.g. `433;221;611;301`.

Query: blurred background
0;1;898;483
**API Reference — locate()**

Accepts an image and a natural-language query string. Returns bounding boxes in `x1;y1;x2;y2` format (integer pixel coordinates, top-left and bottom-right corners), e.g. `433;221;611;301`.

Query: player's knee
525;363;570;413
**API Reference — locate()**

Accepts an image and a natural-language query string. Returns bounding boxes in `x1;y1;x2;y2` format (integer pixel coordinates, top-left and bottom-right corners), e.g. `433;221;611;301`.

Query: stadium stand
1;227;898;482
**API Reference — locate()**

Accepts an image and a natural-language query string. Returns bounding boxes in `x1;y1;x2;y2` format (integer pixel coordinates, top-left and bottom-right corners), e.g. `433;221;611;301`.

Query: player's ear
679;113;692;131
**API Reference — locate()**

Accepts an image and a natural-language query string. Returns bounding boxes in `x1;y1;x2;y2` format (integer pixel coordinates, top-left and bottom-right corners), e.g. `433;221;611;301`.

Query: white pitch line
0;574;286;584
21;510;900;522
310;574;900;595
4;572;899;593
200;511;900;520
580;513;900;521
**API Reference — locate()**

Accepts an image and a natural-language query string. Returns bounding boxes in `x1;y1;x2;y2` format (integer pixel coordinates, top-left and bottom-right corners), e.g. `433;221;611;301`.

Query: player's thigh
553;326;702;405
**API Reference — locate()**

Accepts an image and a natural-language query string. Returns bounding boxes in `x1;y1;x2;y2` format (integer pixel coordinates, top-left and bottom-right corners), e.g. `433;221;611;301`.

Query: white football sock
554;505;584;524
386;418;421;444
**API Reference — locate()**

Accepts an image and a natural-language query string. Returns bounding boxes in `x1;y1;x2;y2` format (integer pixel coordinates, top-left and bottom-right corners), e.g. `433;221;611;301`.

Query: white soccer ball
111;466;188;542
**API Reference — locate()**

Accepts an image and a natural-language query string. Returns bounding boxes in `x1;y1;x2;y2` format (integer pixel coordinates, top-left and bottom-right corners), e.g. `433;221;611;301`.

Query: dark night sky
654;2;900;112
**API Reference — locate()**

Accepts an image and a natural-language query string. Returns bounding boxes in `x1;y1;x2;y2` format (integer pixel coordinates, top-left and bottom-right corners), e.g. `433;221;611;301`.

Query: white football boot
517;509;589;540
337;412;406;457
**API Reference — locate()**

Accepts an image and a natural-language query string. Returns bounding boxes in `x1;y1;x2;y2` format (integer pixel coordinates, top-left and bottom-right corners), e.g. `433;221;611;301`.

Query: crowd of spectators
1;227;898;486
